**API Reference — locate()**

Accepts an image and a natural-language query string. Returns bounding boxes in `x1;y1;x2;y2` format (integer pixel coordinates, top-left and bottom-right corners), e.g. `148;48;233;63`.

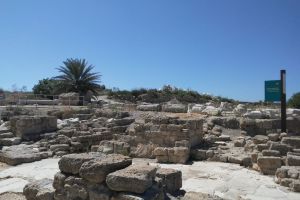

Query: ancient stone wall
10;116;57;140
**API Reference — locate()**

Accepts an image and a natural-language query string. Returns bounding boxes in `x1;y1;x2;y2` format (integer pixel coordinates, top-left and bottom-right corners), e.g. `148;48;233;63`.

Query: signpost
280;70;286;133
264;70;286;133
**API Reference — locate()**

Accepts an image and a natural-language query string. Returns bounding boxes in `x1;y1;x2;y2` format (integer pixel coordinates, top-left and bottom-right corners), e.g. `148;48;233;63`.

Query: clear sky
0;0;299;102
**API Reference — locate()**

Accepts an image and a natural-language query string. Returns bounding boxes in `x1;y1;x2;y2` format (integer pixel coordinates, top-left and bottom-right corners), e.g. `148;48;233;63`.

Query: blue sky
0;0;299;101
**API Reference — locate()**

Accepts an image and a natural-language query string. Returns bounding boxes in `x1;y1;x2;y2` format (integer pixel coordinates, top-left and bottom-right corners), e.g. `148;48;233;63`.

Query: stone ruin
1;100;300;198
23;152;182;200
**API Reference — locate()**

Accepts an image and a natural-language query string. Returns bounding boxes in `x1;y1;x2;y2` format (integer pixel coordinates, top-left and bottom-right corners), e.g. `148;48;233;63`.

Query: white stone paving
156;161;300;200
0;158;59;194
0;158;300;200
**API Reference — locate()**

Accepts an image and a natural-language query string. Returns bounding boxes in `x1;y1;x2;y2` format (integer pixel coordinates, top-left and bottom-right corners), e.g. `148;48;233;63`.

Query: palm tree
55;58;101;96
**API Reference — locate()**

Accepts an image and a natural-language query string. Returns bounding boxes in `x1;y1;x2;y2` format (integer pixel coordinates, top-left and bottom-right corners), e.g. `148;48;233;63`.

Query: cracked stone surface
1;158;300;199
0;158;59;194
155;161;300;200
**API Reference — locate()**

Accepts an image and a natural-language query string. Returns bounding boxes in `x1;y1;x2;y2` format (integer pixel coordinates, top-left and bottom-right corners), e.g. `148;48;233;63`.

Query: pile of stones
23;152;183;200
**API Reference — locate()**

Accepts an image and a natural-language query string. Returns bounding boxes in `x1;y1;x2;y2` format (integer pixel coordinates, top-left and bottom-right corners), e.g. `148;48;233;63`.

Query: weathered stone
228;156;243;165
291;180;300;192
162;104;188;113
53;172;66;191
280;178;293;187
23;179;54;200
253;135;269;144
257;156;282;175
88;184;112;200
58;153;104;175
0;132;14;138
111;185;164;200
79;154;132;183
282;137;300;149
106;164;157;194
10;116;57;140
191;149;207;161
234;138;246;147
262;150;281;157
251;153;258;163
269;142;291;156
0;144;49;165
276;167;288;179
0;137;21;146
137;104;161;112
50;144;70;153
268;133;280;142
156;168;182;194
257;144;269;152
287;154;300;166
64;177;88;200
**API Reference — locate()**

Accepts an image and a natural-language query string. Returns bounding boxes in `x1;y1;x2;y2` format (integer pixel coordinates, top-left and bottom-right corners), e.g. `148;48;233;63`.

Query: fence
0;93;87;107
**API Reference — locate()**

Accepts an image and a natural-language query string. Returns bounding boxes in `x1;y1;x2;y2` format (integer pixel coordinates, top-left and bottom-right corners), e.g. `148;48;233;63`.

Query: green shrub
107;85;234;104
288;92;300;109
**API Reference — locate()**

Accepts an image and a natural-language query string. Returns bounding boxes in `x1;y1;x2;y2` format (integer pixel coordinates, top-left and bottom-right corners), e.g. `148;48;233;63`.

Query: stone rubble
23;152;183;200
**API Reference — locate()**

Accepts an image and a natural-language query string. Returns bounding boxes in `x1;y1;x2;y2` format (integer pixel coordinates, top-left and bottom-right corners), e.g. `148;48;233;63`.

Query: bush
32;78;62;95
288;92;300;109
107;85;234;104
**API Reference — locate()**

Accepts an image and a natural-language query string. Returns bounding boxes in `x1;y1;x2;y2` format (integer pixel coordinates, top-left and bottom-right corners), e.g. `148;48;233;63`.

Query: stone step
0;137;21;146
0;127;10;134
0;132;14;139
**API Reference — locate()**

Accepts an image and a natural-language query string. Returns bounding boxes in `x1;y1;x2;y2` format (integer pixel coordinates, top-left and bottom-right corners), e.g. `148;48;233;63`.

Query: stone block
156;168;182;194
79;154;132;183
257;156;282;175
287;154;300;166
10;116;57;140
106;164;157;194
23;179;54;200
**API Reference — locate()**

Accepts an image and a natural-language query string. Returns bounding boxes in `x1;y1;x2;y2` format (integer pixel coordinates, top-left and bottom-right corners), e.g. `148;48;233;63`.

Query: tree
32;78;62;95
288;92;300;109
54;58;101;96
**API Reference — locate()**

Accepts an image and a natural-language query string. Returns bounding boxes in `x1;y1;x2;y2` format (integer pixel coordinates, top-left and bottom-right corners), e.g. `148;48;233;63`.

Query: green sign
265;80;281;102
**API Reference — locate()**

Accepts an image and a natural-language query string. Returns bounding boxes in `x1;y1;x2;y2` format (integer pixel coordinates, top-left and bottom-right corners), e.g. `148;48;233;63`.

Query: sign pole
281;70;286;133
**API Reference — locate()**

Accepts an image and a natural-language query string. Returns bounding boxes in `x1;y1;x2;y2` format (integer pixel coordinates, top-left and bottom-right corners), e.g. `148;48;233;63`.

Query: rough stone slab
50;144;70;153
88;184;112;200
23;179;54;200
269;142;291;156
262;150;281;157
191;149;207;161
79;154;132;183
0;137;21;146
0;126;10;134
291;180;300;192
257;156;282;175
106;164;157;194
10;115;57;140
111;185;164;200
0;144;50;165
0;132;14;139
58;152;105;175
156;168;182;194
253;135;269;144
282;137;300;149
287;154;300;166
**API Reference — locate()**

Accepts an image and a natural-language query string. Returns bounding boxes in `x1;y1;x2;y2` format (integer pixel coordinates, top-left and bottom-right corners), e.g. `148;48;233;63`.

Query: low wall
10;115;57;140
